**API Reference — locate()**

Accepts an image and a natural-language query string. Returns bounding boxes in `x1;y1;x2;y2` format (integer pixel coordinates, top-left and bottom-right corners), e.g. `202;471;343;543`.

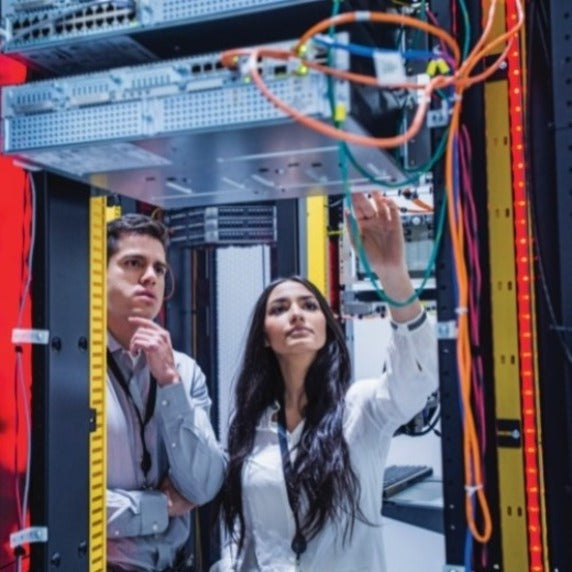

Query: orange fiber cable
219;0;526;543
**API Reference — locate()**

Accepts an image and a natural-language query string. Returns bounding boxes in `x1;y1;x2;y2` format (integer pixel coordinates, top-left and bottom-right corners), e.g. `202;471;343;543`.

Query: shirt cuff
140;490;169;536
157;382;193;417
390;309;428;332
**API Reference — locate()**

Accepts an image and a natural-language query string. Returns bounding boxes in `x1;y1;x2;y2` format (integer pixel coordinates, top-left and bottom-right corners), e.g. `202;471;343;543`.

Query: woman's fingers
349;192;401;230
350;192;376;221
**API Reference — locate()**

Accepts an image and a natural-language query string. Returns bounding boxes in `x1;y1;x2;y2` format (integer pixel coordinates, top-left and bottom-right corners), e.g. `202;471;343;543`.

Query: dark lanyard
277;406;307;563
107;349;157;483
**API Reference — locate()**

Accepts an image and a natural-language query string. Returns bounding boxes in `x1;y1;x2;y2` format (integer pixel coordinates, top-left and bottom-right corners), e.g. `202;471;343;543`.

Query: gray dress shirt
106;333;225;571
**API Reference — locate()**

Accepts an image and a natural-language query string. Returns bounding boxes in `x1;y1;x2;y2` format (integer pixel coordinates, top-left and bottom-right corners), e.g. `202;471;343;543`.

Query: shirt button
161;399;169;407
171;442;176;448
114;530;120;536
152;523;159;532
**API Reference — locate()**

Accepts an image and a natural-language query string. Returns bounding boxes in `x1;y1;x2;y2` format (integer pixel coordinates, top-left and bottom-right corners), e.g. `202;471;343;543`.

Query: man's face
107;233;167;323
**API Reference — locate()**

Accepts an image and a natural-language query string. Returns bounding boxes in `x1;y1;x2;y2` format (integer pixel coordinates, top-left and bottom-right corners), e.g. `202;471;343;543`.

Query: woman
217;192;438;571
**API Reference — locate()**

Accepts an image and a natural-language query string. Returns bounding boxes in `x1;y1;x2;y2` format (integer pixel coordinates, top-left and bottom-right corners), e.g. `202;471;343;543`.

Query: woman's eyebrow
269;295;315;304
297;295;316;302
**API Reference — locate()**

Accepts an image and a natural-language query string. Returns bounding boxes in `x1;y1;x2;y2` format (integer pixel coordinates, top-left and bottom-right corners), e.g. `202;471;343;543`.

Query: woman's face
263;280;327;358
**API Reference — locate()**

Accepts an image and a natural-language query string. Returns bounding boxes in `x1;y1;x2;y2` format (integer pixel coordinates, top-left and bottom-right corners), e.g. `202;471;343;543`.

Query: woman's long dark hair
219;276;362;552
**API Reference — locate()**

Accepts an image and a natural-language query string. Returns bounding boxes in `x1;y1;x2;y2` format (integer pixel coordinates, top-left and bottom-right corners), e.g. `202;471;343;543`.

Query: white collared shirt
222;312;438;572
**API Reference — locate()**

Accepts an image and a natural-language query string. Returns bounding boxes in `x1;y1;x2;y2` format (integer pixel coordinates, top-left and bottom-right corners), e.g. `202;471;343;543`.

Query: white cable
13;172;36;571
16;173;37;328
15;351;31;572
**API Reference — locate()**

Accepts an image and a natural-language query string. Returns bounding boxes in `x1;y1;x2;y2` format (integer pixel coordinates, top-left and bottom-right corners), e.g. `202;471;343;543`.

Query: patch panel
1;0;340;74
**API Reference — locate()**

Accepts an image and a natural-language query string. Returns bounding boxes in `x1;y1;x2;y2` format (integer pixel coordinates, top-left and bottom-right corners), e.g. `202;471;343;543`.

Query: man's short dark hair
107;213;169;259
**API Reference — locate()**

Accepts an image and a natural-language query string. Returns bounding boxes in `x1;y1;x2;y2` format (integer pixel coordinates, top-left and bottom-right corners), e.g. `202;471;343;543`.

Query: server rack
4;1;571;571
29;174;93;571
528;0;572;567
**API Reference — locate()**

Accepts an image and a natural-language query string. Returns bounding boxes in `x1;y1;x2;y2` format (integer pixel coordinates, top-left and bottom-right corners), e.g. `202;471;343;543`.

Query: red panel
0;55;30;569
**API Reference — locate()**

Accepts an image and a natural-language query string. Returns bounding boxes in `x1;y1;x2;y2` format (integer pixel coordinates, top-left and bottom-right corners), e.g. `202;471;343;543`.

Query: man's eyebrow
120;253;167;265
117;253;143;262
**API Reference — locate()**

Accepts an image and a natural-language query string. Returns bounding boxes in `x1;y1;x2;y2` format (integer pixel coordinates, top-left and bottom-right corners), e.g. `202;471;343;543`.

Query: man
105;213;225;571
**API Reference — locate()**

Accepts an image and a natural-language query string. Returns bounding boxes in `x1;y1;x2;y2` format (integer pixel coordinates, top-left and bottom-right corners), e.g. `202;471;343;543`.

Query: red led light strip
505;1;544;569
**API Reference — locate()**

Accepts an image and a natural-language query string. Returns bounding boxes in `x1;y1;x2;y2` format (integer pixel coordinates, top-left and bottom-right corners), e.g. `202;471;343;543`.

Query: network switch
167;204;277;246
1;0;344;74
1;35;406;208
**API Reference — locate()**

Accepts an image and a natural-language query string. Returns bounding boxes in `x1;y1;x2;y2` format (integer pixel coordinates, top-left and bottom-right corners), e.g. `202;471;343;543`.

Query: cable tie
464;484;483;496
247;52;257;72
334;102;347;123
0;26;10;42
436;59;451;75
426;60;438;77
10;526;48;548
455;306;468;315
354;11;371;22
12;328;49;345
240;51;257;78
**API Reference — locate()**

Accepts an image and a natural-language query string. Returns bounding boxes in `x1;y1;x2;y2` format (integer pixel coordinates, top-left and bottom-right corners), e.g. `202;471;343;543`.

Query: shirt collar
257;400;306;438
257;400;281;431
107;331;146;372
107;331;123;353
